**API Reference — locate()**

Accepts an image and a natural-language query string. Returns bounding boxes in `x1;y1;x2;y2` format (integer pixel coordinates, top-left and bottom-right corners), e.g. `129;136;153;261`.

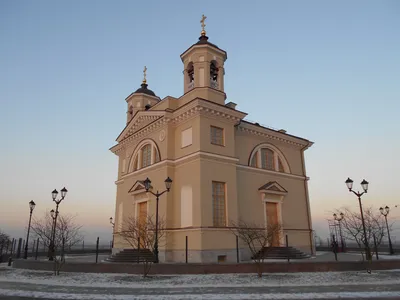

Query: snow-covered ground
1;289;400;299
1;264;400;299
0;264;399;288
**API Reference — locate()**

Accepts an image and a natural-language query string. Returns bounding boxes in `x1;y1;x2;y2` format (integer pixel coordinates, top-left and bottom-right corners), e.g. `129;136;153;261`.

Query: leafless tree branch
31;212;83;275
116;214;166;277
230;220;282;277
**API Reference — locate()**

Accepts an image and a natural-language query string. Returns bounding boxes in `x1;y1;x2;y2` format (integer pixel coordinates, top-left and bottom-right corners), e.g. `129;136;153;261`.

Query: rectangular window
181;127;193;148
210;126;224;146
141;144;152;168
181;185;193;227
212;181;226;227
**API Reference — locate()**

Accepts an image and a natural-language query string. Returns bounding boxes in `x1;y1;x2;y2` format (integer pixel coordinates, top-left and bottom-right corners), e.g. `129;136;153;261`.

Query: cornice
237;164;307;181
237;123;308;149
112;99;247;155
171;98;245;126
112;101;247;155
118;151;238;181
111;117;171;155
116;111;167;143
180;43;227;61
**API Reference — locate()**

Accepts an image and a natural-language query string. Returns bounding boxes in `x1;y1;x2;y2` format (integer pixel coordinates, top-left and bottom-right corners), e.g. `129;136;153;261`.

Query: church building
110;16;314;263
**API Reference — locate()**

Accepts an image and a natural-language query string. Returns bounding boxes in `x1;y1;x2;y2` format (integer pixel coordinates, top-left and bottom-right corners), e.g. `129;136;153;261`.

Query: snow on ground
1;289;400;299
1;265;400;289
346;252;400;260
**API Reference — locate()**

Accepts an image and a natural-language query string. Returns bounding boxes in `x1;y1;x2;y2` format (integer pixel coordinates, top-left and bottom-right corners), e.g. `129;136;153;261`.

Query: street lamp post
23;200;36;259
109;217;115;248
48;187;68;261
379;206;394;255
333;212;345;252
345;177;371;260
48;209;57;260
143;177;172;264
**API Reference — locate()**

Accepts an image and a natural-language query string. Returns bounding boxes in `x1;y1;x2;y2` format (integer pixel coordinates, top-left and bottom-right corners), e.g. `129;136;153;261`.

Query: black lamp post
110;217;115;248
333;212;345;252
23;200;36;259
49;209;56;259
49;187;67;261
143;177;172;263
345;177;371;260
379;206;394;255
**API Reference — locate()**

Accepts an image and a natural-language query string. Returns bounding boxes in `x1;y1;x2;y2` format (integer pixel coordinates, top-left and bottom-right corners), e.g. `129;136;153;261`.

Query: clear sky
1;0;399;245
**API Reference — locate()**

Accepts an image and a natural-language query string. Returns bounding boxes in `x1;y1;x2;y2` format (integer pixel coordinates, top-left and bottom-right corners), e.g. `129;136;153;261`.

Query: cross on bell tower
180;15;227;104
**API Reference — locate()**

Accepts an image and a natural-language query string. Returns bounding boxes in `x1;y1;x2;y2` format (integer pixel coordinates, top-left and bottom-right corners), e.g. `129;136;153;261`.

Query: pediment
128;180;153;195
116;111;166;143
258;181;287;195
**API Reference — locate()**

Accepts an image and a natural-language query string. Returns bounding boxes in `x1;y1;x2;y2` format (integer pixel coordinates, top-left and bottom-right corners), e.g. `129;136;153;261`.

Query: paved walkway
1;280;400;295
1;282;400;299
28;251;400;264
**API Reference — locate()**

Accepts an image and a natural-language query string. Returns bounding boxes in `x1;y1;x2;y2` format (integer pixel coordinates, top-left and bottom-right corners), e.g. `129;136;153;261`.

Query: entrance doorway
138;202;147;248
265;202;280;246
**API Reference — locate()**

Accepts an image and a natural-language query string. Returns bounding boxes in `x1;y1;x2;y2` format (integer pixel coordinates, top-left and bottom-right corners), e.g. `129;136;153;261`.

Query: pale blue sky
1;0;399;243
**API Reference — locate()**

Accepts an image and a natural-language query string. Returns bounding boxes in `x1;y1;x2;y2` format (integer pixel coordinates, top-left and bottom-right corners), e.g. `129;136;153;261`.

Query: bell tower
125;66;159;124
181;15;227;100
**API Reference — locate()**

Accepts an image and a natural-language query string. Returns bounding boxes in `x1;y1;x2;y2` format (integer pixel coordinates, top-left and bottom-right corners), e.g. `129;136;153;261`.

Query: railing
210;80;218;89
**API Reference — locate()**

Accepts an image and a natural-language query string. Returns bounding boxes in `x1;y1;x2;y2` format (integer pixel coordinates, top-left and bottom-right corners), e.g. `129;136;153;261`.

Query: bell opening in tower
210;61;218;89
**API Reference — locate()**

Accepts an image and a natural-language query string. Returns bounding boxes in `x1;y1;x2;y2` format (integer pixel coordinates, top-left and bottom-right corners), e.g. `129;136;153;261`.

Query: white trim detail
120;151;240;180
249;143;291;173
128;139;160;173
237;165;307;181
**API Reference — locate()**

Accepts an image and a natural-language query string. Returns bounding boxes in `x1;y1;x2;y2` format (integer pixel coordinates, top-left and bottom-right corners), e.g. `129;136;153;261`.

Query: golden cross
143;66;147;84
200;14;207;35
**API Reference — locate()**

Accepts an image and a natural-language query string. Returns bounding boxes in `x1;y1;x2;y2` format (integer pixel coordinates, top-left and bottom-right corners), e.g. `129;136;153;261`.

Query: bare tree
0;229;11;256
31;212;83;275
335;206;386;260
230;220;282;277
117;215;166;277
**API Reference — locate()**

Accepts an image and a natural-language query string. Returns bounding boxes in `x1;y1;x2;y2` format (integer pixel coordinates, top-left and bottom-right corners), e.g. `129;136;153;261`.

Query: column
274;153;279;172
138;150;142;169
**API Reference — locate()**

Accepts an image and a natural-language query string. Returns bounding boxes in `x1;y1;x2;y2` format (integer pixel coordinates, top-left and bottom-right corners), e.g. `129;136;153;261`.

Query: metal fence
0;237;112;263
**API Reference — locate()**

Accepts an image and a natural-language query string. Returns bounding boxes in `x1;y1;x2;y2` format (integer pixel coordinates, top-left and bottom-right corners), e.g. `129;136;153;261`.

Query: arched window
210;61;218;82
129;140;161;172
187;62;194;83
248;144;290;173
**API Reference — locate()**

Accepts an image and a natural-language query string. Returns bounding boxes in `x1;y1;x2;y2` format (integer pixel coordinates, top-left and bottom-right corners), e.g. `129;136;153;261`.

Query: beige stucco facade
110;28;314;263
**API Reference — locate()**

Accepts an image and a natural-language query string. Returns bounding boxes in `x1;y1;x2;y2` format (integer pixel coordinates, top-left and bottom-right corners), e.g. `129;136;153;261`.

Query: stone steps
252;246;310;260
106;248;156;263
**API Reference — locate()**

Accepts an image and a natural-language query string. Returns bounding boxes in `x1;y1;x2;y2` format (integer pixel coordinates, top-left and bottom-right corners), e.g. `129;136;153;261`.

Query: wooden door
266;202;280;246
138;202;147;248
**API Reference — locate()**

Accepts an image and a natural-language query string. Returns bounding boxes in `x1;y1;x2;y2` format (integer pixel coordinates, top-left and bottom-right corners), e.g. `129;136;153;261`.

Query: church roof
195;35;222;50
133;83;157;97
181;35;227;59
